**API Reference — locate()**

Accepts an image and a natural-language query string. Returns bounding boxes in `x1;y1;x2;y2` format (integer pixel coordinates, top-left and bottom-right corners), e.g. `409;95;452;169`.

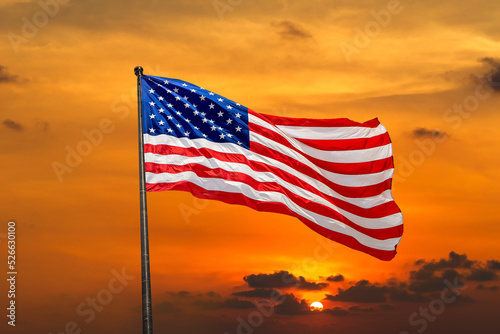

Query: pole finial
134;66;144;77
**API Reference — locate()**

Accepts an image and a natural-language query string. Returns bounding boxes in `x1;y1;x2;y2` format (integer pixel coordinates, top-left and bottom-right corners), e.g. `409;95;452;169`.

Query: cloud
415;251;475;272
167;291;193;298
409;269;464;292
389;288;429;302
324;307;350;316
272;20;313;40
487;260;500;270
480;57;500;92
0;65;19;83
2;119;23;131
326;274;345;282
195;298;255;310
411;127;448;139
476;284;499;291
466;268;497;281
325;280;388;303
348;305;376;312
233;288;281;299
274;293;311;315
243;271;328;290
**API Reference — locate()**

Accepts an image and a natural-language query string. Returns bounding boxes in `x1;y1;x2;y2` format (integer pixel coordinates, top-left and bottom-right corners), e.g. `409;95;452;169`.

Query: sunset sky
1;0;499;333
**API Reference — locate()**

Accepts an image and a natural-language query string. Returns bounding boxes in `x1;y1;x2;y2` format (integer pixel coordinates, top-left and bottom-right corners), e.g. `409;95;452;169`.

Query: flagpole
134;66;153;334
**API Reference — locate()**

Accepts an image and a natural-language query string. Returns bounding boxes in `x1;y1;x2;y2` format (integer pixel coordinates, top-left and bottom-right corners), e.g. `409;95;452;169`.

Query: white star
158;96;164;101
218;98;223;102
226;105;232;110
167;128;173;133
149;128;155;133
184;131;190;136
191;89;196;93
193;104;197;108
200;95;206;101
202;118;208;123
149;102;155;106
235;113;241;118
158;120;165;125
167;103;173;108
209;103;215;109
227;133;232;138
209;92;214;95
219;133;226;139
237;141;242;145
217;126;222;131
184;103;190;108
194;126;199;130
167;115;173;120
150;114;155;119
209;119;215;123
202;133;208;138
193;110;199;116
149;89;154;94
235;126;242;132
201;112;206;117
176;111;182;115
211;125;217;131
217;111;224;117
167;89;172;93
183;96;189;100
186;119;191;123
175;96;181;101
176;123;182;128
182;83;187;87
159;108;164;113
236;103;240;106
164;80;169;84
226;118;233;124
173;88;179;93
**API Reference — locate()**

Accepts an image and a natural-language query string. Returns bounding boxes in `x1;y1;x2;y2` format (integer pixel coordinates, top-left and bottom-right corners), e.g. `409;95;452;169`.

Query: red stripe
146;180;398;261
250;122;394;175
251;110;380;128
145;162;402;237
144;143;392;199
294;134;392;151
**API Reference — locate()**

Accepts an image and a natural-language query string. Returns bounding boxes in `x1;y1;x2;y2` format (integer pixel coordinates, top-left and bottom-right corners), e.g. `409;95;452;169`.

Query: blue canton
141;75;250;149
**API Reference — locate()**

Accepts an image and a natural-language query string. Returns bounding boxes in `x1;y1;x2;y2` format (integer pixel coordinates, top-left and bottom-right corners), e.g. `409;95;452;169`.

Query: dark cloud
272;20;313;40
416;251;474;272
167;291;193;298
274;293;311;315
206;291;221;298
411;127;448;139
389;288;429;302
326;274;345;282
243;271;328;290
195;298;255;310
466;268;497;281
348;305;376;312
487;260;500;270
325;280;388;303
409;269;464;292
233;288;281;299
476;284;499;291
0;65;19;83
324;307;350;316
480;57;500;92
3;119;23;132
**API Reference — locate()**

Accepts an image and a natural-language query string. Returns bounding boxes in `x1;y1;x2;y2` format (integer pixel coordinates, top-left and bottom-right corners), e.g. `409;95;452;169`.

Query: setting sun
310;301;324;311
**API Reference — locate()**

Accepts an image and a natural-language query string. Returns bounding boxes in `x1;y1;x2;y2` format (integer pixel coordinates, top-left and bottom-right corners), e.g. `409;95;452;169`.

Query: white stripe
144;134;395;207
146;171;402;250
145;153;403;229
275;123;387;140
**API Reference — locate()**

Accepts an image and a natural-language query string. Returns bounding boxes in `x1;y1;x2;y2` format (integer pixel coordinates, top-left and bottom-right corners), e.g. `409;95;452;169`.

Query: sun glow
310;301;324;311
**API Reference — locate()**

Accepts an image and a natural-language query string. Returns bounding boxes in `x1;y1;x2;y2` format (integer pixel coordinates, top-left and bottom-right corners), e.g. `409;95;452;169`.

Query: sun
310;301;324;311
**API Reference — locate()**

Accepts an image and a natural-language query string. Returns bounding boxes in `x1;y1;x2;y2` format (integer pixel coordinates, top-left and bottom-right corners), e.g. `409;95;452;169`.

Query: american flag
141;75;403;261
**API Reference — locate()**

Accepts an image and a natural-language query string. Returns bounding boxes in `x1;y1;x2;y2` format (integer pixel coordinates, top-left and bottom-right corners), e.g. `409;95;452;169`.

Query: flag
140;75;403;261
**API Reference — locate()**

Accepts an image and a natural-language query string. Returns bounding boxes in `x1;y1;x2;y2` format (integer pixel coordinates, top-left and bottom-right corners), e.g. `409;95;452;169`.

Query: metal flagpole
134;66;153;334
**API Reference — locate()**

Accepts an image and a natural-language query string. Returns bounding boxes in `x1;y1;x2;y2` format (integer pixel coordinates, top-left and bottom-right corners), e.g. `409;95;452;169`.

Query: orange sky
1;0;499;333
